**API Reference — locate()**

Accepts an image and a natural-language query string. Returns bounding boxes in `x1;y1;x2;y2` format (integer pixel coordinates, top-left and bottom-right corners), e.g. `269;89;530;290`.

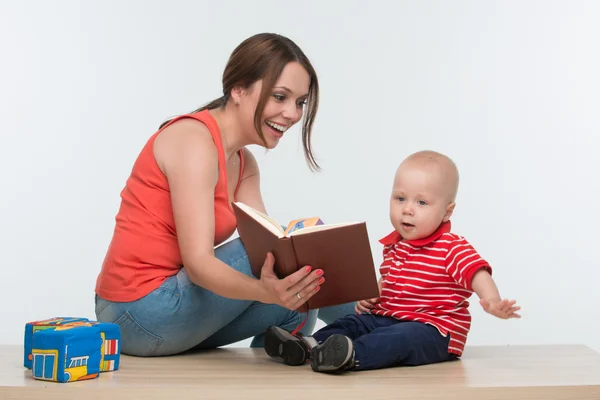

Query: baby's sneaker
264;326;318;366
309;334;355;373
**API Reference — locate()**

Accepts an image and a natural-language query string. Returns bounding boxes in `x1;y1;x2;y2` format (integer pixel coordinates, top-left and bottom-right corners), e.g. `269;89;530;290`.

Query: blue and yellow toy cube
31;325;103;382
24;317;90;369
95;321;121;372
24;317;121;382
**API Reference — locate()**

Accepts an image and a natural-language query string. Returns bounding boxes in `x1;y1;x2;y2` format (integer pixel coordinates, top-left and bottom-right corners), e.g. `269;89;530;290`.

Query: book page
283;217;324;236
233;202;284;237
288;222;362;236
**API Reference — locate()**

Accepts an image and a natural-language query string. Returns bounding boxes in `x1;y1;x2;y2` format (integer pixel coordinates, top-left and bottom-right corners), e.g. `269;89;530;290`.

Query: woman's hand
258;252;324;310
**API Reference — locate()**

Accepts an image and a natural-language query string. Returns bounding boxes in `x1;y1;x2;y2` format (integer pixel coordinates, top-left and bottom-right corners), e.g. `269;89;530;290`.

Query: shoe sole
264;327;307;366
310;334;353;373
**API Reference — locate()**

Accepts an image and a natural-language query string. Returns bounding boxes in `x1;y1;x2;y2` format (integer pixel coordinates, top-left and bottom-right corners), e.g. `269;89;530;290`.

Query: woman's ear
443;202;456;222
230;86;244;105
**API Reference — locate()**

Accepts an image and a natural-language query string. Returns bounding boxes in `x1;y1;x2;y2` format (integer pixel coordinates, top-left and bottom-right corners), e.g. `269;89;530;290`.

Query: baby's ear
443;202;456;222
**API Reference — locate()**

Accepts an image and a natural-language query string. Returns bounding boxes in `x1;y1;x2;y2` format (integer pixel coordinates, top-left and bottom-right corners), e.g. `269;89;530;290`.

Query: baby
263;150;520;373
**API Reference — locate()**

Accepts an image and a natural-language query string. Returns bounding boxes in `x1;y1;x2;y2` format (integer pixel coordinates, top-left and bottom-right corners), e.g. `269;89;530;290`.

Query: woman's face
238;61;310;149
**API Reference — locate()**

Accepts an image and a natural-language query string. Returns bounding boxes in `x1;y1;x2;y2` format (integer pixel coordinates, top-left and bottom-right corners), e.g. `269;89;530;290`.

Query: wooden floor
1;344;600;399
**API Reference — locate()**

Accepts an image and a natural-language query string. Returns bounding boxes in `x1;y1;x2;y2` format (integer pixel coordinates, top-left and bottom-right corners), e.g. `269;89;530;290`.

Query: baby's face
389;163;454;241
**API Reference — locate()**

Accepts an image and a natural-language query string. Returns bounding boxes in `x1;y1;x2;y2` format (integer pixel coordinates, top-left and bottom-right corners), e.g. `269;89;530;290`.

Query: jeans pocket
113;311;164;356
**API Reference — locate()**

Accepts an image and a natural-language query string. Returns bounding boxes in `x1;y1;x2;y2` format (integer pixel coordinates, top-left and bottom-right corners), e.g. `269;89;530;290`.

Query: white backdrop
2;0;599;352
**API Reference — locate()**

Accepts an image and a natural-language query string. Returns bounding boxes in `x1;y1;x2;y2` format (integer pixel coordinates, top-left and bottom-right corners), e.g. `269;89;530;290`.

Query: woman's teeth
266;121;288;133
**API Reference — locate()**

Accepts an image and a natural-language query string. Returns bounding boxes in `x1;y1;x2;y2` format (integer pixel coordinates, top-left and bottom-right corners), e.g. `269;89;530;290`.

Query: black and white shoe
309;334;355;373
264;326;316;366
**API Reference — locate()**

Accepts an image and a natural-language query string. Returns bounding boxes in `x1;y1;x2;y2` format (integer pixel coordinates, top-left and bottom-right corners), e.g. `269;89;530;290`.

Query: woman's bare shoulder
153;117;218;178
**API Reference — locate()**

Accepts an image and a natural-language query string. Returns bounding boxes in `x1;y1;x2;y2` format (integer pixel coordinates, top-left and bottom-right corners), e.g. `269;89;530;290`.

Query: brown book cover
232;202;380;312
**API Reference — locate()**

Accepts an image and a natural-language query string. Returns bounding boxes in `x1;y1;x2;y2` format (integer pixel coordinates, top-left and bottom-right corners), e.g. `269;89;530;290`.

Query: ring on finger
296;292;302;300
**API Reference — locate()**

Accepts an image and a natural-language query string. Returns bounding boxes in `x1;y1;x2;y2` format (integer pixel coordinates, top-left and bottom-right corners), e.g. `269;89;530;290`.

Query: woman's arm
154;120;322;308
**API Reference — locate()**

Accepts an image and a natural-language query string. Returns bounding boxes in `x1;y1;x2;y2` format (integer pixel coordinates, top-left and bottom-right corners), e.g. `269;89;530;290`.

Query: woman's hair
161;33;320;171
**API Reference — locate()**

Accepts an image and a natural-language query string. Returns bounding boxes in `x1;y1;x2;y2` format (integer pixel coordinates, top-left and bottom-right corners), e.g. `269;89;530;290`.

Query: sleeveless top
95;110;245;302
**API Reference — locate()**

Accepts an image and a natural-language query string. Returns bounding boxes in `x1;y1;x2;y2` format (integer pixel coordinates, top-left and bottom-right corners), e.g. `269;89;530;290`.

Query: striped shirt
370;221;491;357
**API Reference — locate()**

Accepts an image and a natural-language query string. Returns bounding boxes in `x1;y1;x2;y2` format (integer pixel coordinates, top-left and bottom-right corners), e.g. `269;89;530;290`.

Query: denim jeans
95;238;356;356
312;314;457;371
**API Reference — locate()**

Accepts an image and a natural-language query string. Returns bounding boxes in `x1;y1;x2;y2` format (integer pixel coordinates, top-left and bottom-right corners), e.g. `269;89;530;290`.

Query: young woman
94;33;355;356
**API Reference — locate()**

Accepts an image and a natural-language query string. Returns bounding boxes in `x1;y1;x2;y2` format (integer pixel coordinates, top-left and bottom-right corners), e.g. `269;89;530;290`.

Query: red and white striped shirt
370;221;491;357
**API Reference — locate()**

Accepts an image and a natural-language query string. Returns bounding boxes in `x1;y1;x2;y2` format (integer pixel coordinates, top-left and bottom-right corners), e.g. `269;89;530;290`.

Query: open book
233;202;360;237
232;202;380;312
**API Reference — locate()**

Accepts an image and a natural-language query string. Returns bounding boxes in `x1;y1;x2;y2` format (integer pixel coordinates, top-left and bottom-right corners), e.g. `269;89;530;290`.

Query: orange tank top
95;110;245;302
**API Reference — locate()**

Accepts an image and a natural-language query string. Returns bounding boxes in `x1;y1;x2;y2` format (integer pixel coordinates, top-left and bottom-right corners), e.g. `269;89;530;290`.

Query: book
232;202;380;312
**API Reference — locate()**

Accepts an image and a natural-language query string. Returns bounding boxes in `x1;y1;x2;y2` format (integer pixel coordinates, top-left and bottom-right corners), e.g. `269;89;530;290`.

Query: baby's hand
355;297;378;314
480;298;521;319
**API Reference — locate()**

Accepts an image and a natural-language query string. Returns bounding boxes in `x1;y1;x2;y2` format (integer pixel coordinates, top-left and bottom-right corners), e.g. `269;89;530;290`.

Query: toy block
47;320;122;372
95;321;121;372
24;317;122;378
31;325;103;383
24;317;90;369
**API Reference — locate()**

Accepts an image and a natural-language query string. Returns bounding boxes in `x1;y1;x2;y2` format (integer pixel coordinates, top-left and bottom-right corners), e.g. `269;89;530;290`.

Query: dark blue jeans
312;314;457;371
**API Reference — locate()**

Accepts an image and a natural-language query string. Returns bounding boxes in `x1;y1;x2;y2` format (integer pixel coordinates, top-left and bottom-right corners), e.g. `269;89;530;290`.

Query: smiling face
234;61;310;149
389;151;459;241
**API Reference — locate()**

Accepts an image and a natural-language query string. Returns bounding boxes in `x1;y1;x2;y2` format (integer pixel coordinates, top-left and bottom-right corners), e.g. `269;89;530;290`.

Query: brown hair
161;33;321;171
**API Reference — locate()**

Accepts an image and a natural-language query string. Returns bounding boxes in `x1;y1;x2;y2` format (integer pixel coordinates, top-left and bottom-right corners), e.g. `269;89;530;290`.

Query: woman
94;32;355;356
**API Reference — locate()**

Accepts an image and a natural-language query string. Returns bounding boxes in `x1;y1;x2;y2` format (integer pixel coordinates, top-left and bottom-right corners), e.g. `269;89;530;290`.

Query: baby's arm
471;270;521;319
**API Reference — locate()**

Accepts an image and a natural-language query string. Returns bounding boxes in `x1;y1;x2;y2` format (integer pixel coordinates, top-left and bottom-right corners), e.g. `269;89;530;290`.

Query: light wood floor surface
1;344;599;399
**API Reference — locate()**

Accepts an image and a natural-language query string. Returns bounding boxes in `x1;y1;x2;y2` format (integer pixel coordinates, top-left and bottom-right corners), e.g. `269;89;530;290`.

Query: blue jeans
312;314;457;371
95;238;355;356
